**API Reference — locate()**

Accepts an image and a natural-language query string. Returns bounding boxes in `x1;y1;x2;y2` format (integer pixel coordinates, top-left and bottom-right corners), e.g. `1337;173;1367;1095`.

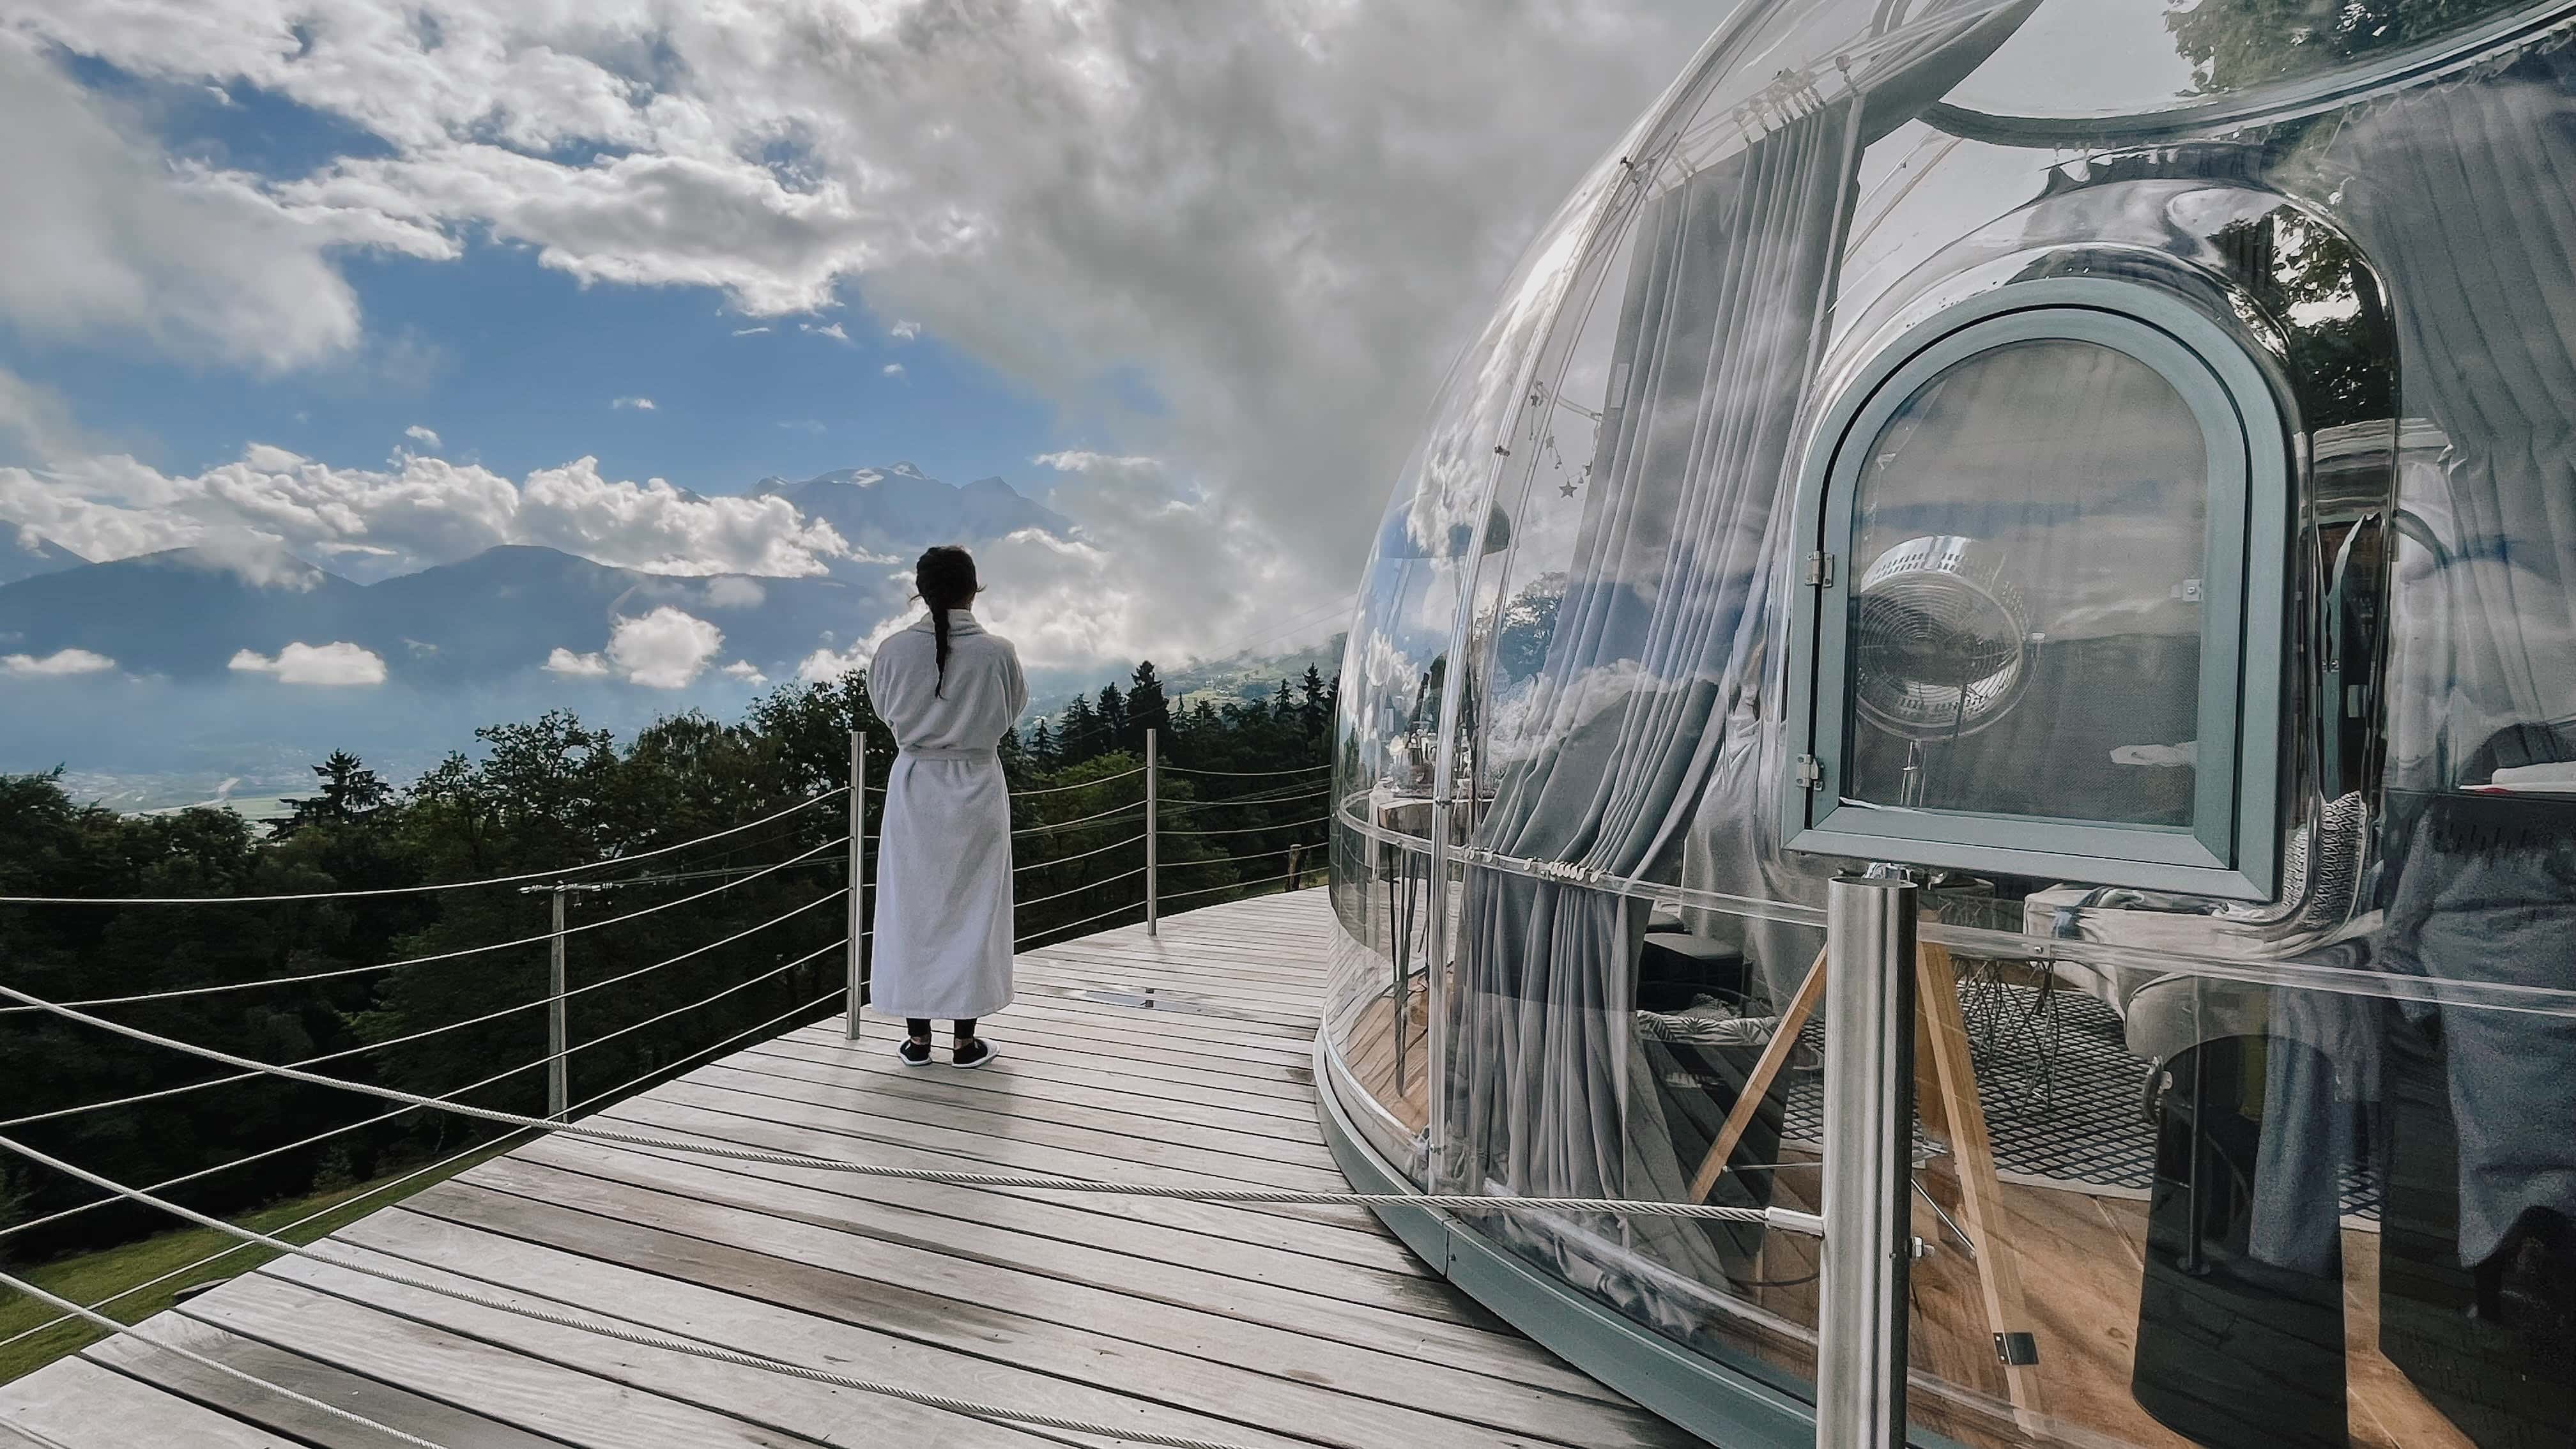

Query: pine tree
1298;666;1328;742
1271;679;1296;724
1128;661;1170;752
1096;682;1130;748
277;750;392;837
1058;696;1102;763
1027;719;1059;770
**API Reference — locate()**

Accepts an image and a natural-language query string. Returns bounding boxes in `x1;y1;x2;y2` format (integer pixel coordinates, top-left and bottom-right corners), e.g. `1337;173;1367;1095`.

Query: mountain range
0;464;1064;686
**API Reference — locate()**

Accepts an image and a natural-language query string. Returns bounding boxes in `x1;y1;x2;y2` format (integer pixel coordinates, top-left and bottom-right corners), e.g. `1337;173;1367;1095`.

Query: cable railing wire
1160;813;1330;839
1159;845;1312;873
1160;763;1330;778
1010;799;1146;836
0;789;847;907
1158;870;1314;907
0;836;848;1016
1013;866;1149;913
1013;831;1145;874
0;1261;448;1449
0;982;847;1354
1007;767;1145;797
0;913;846;1237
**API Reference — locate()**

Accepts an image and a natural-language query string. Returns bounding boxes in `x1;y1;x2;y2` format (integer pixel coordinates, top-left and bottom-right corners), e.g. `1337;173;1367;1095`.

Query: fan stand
1684;920;2047;1432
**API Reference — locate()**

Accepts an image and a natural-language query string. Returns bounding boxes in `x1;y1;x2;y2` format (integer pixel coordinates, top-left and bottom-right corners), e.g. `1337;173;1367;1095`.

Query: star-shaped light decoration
1559;479;1579;498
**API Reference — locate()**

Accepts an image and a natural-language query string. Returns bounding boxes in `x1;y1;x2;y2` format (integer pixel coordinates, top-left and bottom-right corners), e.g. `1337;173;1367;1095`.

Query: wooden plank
470;1146;1611;1400
592;1092;1434;1280
703;1053;1343;1172
621;1077;1367;1239
282;1217;1326;1449
742;1037;1329;1140
992;983;1319;1037
1020;944;1330;988
509;1131;1500;1331
846;1010;1321;1087
0;1354;298;1448
759;1029;1321;1120
967;996;1321;1060
83;1314;565;1449
787;1020;1318;1102
189;1261;1059;1449
1011;963;1327;1013
393;1184;1687;1449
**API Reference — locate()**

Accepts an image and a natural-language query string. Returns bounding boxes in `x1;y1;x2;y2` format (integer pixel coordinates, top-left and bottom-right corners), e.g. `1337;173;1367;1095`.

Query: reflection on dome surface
1321;3;2576;1447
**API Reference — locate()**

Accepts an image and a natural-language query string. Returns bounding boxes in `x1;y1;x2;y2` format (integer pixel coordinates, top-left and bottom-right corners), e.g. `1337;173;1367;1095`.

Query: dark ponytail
914;545;980;696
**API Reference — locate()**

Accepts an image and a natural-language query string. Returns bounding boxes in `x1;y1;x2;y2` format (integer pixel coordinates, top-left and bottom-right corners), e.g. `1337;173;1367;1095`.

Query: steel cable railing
0;834;850;1016
1160;813;1329;838
0;979;848;1356
0;885;847;1131
1009;798;1146;836
1013;866;1150;913
1011;831;1146;873
1159;763;1331;778
0;788;848;907
1158;844;1314;873
1154;785;1329;816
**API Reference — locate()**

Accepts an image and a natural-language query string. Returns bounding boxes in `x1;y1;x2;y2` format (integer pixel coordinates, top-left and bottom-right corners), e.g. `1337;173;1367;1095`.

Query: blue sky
12;56;1065;498
10;239;1062;497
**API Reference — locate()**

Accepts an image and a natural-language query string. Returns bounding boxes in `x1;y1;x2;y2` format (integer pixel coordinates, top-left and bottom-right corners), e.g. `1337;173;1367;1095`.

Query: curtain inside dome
1437;0;2046;1346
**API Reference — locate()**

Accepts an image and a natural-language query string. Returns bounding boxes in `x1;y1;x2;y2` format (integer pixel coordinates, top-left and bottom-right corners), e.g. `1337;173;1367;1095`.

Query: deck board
1;890;1700;1449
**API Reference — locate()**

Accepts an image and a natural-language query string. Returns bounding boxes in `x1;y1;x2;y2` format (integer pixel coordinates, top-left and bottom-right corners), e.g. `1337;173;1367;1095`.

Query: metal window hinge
1804;551;1836;587
1793;755;1823;790
1995;1331;2040;1367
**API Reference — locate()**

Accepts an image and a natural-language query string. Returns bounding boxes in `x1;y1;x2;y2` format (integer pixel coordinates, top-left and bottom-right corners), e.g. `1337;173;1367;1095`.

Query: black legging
906;1018;976;1040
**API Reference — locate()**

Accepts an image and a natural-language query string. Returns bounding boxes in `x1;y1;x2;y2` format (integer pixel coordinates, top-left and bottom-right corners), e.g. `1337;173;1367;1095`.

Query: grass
0;1138;521;1387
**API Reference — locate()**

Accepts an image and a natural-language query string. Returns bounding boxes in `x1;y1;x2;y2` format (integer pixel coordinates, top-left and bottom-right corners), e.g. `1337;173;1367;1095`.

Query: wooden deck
0;891;1701;1449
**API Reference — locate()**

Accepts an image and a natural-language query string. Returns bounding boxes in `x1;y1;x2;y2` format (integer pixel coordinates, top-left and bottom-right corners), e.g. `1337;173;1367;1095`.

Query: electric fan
1849;534;2033;807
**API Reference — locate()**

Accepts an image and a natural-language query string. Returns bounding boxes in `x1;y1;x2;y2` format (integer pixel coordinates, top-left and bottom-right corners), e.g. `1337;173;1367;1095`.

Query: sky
0;0;1721;673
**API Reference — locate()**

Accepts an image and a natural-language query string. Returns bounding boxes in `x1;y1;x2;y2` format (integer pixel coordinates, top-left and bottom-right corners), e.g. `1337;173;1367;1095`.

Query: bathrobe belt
900;744;999;762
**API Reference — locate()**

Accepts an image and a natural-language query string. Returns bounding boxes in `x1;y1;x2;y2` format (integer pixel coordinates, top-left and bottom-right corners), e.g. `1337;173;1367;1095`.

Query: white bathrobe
869;609;1028;1021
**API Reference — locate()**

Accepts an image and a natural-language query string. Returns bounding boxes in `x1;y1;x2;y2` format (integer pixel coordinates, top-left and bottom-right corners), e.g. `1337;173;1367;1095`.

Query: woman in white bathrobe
870;546;1028;1067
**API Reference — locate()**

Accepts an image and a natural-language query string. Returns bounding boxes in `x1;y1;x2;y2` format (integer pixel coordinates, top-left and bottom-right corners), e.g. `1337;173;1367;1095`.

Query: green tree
1126;662;1170;751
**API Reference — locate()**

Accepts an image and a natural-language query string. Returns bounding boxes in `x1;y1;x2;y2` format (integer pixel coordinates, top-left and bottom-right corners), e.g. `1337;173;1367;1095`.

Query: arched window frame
1780;278;2291;900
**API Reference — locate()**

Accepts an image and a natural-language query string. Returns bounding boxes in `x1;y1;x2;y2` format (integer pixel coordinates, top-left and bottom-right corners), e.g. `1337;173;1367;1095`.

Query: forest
0;661;1337;1266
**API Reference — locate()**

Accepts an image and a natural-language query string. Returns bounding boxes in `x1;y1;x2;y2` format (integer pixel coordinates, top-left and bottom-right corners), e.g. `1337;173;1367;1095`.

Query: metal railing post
548;885;569;1121
1144;728;1160;937
847;730;867;1041
1818;873;1918;1449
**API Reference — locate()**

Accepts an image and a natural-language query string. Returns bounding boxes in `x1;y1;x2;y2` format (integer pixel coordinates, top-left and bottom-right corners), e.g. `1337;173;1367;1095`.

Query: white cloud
227;641;387;686
799;321;849;341
721;659;769;686
700;576;767;610
611;396;656;411
6;0;1712;664
1035;450;1162;476
542;647;610;677
0;447;849;581
2;648;116;677
889;321;921;341
404;424;441;447
881;364;905;379
604;607;723;689
732;326;772;335
0;41;361;372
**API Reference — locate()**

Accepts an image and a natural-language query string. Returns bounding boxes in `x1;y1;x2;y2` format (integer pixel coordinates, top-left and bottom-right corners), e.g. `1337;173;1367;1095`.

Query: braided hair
915;546;980;695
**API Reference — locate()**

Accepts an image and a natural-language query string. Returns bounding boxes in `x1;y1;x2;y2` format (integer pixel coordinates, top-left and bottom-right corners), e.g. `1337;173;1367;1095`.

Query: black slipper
951;1036;995;1070
896;1036;933;1067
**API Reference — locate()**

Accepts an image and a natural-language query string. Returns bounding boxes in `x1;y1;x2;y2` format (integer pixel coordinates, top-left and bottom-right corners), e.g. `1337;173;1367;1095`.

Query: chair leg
1689;945;1827;1203
1916;940;2047;1433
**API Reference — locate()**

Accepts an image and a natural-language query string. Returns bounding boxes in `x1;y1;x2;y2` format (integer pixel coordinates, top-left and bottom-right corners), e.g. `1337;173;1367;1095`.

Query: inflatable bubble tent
1318;3;2576;1446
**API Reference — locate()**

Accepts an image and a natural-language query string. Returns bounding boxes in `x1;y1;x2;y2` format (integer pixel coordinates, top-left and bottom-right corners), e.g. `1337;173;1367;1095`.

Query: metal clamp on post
1816;873;1919;1449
